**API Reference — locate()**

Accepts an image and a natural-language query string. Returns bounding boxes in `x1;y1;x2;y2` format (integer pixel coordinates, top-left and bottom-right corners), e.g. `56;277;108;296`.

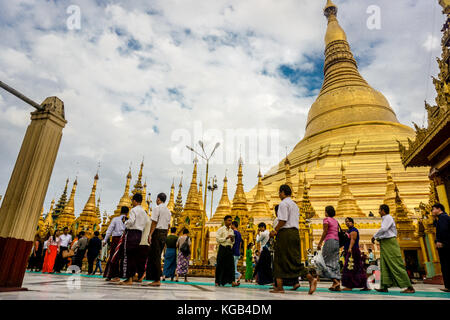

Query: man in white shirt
269;184;306;293
136;215;151;282
145;193;172;287
371;204;415;293
120;193;148;285
215;215;239;287
54;227;72;273
103;206;128;282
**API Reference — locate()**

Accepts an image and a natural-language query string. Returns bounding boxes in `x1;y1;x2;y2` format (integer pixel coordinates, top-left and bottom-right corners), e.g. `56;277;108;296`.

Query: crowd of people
28;185;450;295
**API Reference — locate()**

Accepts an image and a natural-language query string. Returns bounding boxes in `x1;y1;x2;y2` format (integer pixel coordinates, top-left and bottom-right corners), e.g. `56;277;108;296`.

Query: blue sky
0;0;444;219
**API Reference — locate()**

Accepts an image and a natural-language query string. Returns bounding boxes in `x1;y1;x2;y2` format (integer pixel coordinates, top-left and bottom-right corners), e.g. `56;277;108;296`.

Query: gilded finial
324;0;338;18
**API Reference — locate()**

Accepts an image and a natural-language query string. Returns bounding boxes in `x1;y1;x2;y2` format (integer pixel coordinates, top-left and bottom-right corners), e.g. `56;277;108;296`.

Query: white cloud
0;0;445;219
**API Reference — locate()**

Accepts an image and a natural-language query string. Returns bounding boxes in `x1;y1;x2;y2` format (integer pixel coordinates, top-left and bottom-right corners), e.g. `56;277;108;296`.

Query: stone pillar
0;97;66;290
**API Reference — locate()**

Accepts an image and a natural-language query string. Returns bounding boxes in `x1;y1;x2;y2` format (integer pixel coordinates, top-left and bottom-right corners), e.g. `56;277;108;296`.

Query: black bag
180;236;191;256
337;221;347;248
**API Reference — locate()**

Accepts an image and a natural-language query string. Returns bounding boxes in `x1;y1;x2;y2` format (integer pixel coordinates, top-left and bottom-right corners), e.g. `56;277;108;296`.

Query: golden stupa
246;0;430;217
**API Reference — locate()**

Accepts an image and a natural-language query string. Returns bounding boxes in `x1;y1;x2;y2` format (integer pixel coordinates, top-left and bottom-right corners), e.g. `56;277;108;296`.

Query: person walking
215;215;239;287
163;227;178;281
42;230;60;273
254;222;273;285
145;193;171;287
136;213;151;282
72;231;88;271
316;205;341;291
231;220;242;285
270;185;316;293
120;193;147;285
371;204;415;293
432;203;450;292
103;206;128;281
341;217;369;291
175;228;191;282
87;231;102;275
245;243;254;282
54;227;72;273
368;248;375;265
28;234;44;272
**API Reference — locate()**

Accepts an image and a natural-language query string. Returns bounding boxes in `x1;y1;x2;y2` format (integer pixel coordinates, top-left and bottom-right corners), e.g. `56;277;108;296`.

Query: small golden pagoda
43;200;55;236
74;173;100;237
53;178;69;221
173;177;184;230
167;179;175;214
184;158;203;261
297;178;316;261
283;157;293;194
383;162;397;214
37;207;45;239
106;169;132;229
250;168;271;220
230;157;255;261
335;163;365;217
56;178;77;231
209;174;232;223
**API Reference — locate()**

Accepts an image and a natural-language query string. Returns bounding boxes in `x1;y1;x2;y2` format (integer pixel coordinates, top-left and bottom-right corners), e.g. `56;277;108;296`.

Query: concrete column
0;97;66;290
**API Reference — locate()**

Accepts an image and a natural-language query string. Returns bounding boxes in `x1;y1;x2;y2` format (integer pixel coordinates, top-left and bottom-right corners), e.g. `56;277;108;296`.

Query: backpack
180;237;191;256
336;221;347;248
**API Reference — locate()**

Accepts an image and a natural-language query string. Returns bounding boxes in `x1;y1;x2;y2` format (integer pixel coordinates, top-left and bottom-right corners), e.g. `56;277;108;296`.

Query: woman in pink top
317;206;342;291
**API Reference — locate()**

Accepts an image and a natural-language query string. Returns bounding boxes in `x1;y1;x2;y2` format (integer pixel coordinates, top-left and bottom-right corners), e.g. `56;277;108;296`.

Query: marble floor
1;272;449;300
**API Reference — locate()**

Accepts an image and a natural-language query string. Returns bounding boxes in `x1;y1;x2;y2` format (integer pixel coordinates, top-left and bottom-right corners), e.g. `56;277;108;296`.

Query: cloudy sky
0;0;443;220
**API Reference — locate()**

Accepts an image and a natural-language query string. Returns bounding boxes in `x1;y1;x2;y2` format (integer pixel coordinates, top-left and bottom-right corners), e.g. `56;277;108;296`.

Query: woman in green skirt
245;243;254;282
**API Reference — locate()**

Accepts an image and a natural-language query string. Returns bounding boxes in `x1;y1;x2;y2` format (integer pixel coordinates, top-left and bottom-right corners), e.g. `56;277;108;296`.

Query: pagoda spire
384;160;396;212
112;169;132;220
336;163;365;217
132;160;144;195
185;157;200;211
295;166;305;203
142;179;149;213
198;180;204;212
250;168;271;219
284;156;293;192
58;178;77;231
210;172;232;223
167;179;175;213
76;173;99;237
298;177;316;220
44;199;55;233
232;156;247;207
173;176;184;227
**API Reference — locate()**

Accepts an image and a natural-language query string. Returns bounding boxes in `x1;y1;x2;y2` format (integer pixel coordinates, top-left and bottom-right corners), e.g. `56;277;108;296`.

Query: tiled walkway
1;272;449;300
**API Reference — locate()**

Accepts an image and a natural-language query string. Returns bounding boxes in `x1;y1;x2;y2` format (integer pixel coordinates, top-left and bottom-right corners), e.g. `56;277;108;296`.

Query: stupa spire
210;172;232;223
284;156;293;192
58;178;77;230
53;178;69;220
384;160;396;211
250;168;271;219
336;163;365;217
167;179;175;213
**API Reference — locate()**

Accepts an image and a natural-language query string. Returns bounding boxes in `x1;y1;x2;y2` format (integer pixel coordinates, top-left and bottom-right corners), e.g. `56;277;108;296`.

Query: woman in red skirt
42;230;61;273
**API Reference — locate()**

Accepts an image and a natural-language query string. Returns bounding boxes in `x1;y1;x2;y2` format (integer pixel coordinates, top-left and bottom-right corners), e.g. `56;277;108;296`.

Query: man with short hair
231;220;242;284
103;206;129;282
215;215;239;287
254;222;272;285
145;192;172;286
87;231;102;275
432;203;450;292
269;184;304;293
54;227;72;273
371;204;415;293
120;193;148;285
72;231;88;270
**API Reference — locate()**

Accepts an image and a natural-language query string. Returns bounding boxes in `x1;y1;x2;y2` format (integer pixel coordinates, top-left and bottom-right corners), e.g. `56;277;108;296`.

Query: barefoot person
215;215;239;287
372;204;415;293
175;228;191;282
120;193;147;285
103;206;128;282
270;185;304;293
231;220;243;285
341;217;369;291
316;206;341;291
